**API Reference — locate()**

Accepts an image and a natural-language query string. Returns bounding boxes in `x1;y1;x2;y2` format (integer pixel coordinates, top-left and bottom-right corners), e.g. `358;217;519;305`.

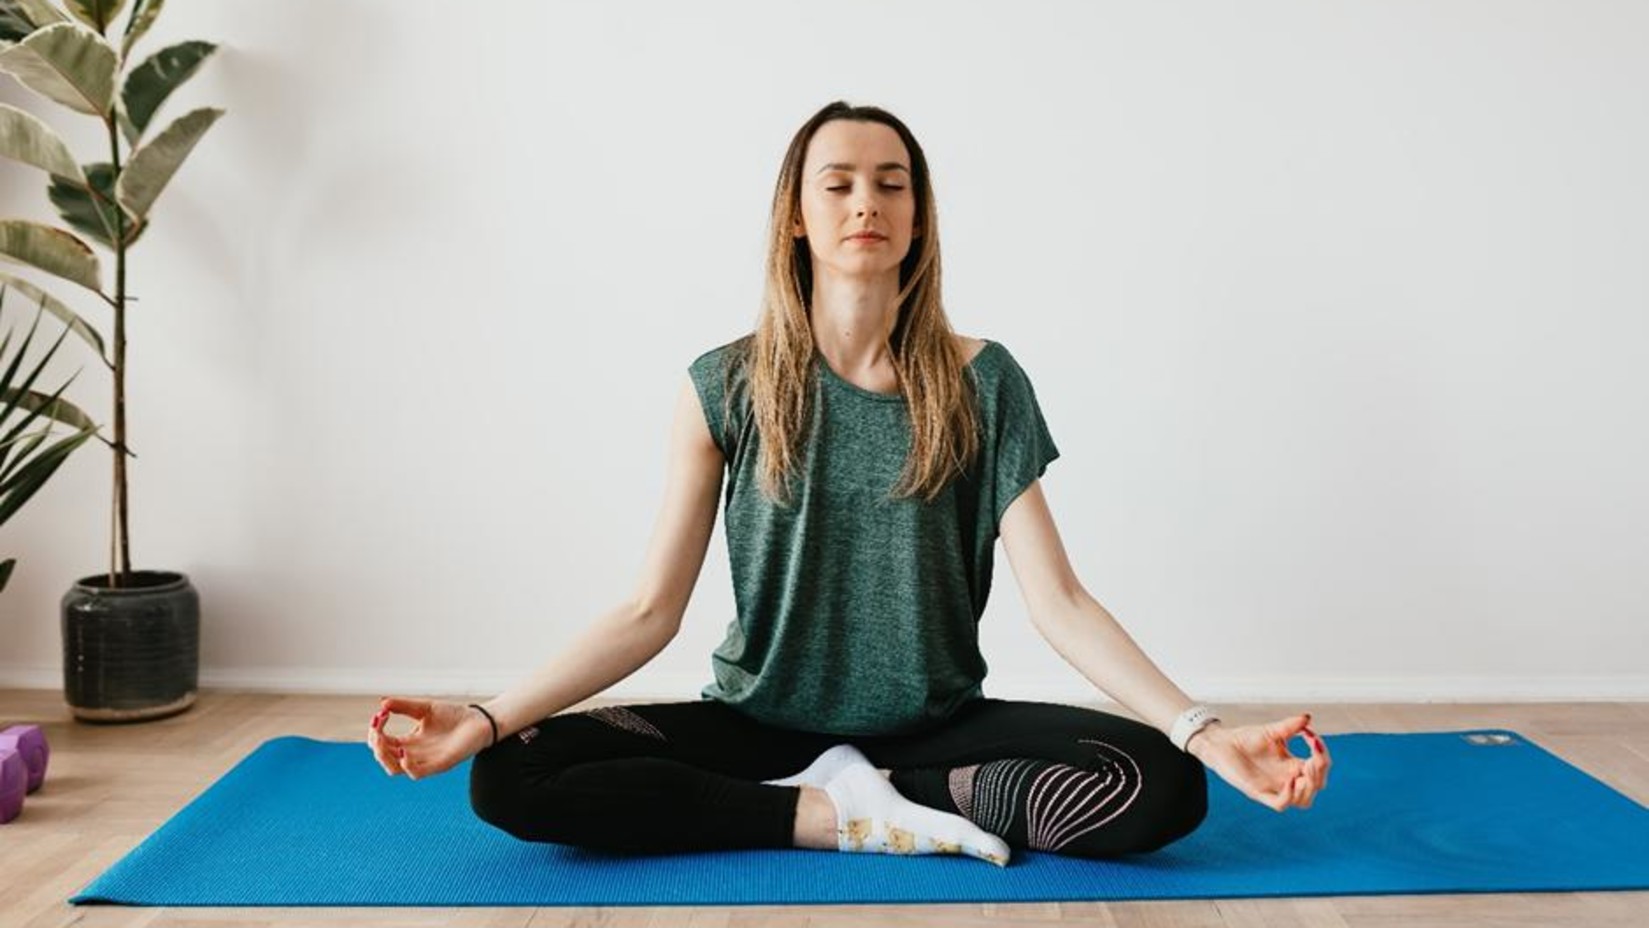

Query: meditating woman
366;100;1332;865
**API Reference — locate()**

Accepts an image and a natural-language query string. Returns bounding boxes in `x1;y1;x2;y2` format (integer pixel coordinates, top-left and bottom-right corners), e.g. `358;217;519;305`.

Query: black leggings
468;696;1208;859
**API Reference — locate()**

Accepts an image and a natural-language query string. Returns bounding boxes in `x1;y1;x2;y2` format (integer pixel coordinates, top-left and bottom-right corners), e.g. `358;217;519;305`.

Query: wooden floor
1;690;1645;927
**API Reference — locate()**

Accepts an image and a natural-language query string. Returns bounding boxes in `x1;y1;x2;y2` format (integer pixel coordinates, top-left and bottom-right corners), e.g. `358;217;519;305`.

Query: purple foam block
0;748;23;823
0;724;48;794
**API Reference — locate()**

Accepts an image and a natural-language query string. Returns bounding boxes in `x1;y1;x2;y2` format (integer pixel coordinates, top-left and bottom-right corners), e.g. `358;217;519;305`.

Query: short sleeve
689;339;755;458
989;348;1060;531
687;344;736;459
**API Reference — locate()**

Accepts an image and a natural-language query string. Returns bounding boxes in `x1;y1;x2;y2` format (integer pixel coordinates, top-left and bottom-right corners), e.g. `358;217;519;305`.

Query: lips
848;233;886;241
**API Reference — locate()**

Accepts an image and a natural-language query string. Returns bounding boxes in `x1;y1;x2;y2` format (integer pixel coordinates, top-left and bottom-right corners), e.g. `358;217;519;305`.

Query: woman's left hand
1188;712;1331;812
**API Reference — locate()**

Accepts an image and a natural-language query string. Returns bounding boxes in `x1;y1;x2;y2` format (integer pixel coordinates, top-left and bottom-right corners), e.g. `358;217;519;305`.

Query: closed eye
827;185;905;192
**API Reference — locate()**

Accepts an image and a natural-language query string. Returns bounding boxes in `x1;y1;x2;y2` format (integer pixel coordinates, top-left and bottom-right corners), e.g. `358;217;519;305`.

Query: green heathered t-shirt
688;335;1060;736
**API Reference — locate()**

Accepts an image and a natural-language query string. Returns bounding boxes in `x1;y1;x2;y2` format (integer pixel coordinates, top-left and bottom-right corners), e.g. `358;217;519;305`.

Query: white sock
762;743;866;788
823;762;1012;867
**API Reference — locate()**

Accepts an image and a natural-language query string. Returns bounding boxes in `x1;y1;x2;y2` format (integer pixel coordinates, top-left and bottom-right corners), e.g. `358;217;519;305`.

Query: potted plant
0;0;224;721
1;284;100;594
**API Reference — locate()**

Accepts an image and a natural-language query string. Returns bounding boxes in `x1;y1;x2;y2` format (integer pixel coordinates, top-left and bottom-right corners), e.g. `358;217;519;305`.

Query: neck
809;271;900;373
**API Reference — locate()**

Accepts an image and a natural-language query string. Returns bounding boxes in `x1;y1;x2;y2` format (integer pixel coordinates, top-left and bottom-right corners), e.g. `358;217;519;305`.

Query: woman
367;101;1332;866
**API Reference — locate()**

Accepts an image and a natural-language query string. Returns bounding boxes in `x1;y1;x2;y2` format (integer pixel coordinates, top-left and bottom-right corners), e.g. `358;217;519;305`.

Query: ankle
791;785;839;850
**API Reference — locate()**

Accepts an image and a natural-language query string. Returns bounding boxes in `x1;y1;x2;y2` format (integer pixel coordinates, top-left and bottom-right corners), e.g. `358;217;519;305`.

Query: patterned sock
823;763;1011;867
761;743;863;788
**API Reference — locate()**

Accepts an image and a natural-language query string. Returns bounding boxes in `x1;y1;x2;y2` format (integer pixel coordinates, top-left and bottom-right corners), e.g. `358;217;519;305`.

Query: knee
1057;746;1208;858
1133;750;1208;853
468;739;607;845
467;742;523;834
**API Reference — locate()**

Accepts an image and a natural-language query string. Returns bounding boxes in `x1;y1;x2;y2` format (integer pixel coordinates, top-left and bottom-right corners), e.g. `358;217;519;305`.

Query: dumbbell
0;725;48;793
1;748;23;823
0;725;49;824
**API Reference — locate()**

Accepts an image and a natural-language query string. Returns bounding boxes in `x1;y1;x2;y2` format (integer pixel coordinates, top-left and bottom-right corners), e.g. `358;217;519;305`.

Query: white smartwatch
1169;704;1221;753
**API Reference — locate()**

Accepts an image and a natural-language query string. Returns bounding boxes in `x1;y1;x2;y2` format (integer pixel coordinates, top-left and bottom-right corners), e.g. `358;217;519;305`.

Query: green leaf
48;161;142;250
0;21;117;116
0;3;35;43
118;0;162;61
1;383;96;433
115;106;223;221
0;295;99;531
0;426;96;525
1;0;70;42
65;0;127;34
0;288;79;431
0;275;106;361
0;220;104;294
114;94;138;147
0;363;95;484
121;39;213;143
0;102;86;183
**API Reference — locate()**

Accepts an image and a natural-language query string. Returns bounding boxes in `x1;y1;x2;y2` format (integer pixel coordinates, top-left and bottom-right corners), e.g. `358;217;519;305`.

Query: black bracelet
468;703;498;747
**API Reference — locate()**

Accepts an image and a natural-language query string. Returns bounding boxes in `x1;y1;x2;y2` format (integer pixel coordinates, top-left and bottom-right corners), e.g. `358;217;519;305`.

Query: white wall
2;0;1645;705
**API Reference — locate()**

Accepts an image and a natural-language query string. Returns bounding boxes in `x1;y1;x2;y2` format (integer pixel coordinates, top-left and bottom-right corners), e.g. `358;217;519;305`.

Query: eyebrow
816;162;910;175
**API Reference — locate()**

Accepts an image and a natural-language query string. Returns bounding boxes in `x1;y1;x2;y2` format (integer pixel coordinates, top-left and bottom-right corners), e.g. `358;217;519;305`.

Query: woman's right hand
367;697;493;780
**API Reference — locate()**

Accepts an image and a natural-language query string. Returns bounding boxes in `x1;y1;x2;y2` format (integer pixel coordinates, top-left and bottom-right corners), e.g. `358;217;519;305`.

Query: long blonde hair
720;101;982;508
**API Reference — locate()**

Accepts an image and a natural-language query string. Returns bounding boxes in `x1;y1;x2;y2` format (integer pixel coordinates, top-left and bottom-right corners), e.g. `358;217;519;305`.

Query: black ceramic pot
61;570;200;722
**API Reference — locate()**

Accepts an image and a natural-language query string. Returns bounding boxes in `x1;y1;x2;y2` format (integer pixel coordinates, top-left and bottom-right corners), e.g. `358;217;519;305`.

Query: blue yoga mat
70;729;1649;906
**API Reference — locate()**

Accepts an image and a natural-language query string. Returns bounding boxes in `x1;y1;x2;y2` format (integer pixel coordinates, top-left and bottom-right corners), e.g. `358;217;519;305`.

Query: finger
1303;728;1332;788
1265;714;1312;760
1269;712;1311;740
1262;772;1297;812
1293;772;1313;809
382;696;429;719
1269;785;1292;813
367;727;402;775
372;707;399;737
372;723;408;773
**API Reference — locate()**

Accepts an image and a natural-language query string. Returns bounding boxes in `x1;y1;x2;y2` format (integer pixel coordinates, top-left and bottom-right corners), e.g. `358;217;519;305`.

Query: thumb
1268;713;1311;741
381;696;429;718
1295;712;1312;732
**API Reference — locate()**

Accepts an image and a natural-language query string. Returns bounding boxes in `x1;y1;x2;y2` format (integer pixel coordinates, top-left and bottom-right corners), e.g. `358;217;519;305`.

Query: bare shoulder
954;334;988;365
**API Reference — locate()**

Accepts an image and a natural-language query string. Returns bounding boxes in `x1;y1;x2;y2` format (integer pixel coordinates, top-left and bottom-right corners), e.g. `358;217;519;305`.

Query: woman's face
794;119;919;281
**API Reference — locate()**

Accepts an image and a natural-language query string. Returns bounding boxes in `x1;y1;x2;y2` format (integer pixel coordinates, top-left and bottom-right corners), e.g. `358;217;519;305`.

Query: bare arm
472;372;725;741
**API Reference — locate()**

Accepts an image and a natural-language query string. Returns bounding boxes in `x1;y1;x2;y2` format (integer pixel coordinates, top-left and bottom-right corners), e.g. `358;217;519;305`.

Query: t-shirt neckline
816;339;997;403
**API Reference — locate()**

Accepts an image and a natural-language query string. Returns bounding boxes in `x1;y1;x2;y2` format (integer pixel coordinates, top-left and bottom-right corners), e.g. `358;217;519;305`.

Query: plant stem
106;112;130;587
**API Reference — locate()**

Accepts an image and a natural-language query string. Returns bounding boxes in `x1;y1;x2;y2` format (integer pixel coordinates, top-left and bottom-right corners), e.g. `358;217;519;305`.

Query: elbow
1030;582;1093;628
629;594;683;636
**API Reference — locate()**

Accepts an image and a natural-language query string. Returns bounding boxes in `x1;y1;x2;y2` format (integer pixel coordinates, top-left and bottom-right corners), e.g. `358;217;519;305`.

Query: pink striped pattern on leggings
1024;739;1143;852
576;706;668;742
948;738;1144;853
